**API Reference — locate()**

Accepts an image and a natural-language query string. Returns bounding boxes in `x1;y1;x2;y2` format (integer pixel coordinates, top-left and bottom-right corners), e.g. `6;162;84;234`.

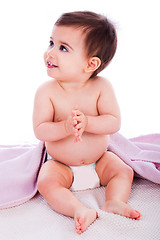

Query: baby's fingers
75;122;83;130
74;115;88;130
74;127;83;138
73;115;83;123
74;128;82;143
77;128;84;137
73;119;77;125
72;109;82;117
74;135;82;143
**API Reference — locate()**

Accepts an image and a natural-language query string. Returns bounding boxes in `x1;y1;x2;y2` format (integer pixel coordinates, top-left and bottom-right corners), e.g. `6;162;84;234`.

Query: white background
0;0;159;144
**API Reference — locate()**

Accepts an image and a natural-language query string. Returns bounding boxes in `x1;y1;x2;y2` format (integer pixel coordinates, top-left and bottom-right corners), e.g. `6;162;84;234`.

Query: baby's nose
48;48;56;58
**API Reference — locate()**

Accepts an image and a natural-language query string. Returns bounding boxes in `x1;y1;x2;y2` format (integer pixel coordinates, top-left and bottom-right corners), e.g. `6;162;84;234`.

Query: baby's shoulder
92;76;112;89
36;79;57;93
38;79;57;90
35;79;57;99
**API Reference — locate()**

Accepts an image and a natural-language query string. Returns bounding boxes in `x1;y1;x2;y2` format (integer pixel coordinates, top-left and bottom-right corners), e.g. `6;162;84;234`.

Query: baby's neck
57;79;89;91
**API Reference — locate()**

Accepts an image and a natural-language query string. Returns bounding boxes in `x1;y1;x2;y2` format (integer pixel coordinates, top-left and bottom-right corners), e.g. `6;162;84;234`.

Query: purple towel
0;141;46;209
0;133;159;209
109;133;160;183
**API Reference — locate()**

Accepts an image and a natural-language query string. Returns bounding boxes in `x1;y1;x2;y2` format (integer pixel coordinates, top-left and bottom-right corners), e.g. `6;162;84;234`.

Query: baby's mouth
47;61;58;68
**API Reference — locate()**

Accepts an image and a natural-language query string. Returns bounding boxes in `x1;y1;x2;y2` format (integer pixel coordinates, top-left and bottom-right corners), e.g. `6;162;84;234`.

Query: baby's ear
84;57;101;73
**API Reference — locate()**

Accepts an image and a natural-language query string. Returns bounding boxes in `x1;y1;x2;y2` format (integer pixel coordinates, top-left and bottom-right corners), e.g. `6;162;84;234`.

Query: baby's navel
80;160;85;165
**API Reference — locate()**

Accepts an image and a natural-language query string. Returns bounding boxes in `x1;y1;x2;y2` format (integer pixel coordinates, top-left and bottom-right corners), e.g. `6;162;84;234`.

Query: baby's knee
37;175;49;195
37;172;59;195
120;165;134;182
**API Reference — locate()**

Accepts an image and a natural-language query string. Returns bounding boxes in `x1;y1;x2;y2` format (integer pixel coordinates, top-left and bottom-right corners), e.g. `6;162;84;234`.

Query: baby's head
55;11;117;78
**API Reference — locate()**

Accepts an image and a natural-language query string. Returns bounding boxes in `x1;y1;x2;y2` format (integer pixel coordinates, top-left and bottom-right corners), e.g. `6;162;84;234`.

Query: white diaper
47;153;100;191
70;163;100;191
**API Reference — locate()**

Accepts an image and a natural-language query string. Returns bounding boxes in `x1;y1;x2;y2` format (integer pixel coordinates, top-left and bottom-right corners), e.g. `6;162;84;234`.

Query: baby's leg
37;160;97;234
96;151;141;220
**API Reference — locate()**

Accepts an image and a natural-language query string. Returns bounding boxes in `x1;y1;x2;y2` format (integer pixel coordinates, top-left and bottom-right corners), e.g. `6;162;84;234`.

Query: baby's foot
101;200;141;220
74;207;97;234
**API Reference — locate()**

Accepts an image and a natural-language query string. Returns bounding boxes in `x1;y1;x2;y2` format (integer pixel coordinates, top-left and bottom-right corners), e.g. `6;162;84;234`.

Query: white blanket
0;178;160;240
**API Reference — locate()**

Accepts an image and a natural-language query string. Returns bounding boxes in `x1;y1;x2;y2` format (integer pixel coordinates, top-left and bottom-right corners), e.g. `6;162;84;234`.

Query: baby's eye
49;40;54;47
59;45;68;52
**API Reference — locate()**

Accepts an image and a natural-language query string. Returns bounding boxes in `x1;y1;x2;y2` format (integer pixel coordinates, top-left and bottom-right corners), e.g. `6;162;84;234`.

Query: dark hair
55;11;117;78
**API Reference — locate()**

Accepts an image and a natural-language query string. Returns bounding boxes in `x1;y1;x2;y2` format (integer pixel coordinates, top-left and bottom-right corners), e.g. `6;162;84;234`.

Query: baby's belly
45;133;109;166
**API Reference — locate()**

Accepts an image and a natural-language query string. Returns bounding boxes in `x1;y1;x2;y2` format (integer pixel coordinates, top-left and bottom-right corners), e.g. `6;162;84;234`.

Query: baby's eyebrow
60;41;73;51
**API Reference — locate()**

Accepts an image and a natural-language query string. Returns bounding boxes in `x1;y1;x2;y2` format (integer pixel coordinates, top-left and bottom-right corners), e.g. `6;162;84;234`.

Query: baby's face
44;25;89;82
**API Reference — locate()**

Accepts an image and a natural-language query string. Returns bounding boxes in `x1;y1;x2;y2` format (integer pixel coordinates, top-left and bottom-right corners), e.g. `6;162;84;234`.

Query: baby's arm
33;83;74;142
86;79;121;135
73;79;121;137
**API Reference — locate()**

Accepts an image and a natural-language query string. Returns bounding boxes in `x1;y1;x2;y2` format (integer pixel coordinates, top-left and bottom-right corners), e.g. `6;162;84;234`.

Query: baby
33;11;141;234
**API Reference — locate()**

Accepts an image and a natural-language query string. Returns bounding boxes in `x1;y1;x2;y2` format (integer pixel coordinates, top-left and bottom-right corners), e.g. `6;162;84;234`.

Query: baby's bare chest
52;90;99;121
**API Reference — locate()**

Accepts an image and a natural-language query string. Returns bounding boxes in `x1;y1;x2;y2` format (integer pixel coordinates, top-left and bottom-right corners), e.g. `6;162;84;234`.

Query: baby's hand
72;106;88;142
65;115;75;136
